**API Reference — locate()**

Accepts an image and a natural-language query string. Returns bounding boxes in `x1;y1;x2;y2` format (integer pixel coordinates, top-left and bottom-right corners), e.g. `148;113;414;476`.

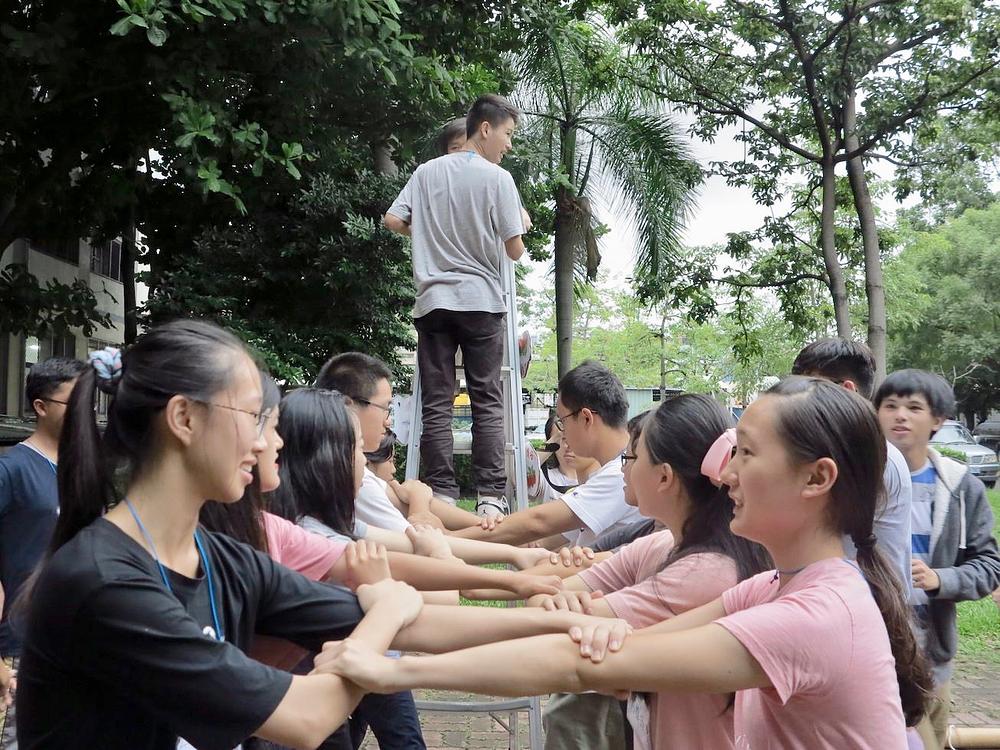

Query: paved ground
360;663;1000;750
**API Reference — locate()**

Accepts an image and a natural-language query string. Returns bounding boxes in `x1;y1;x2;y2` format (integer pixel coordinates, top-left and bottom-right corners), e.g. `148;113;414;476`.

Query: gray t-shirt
297;514;368;544
842;439;913;597
387;151;525;318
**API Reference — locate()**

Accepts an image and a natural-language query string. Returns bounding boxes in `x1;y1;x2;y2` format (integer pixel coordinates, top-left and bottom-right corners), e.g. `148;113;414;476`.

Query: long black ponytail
767;376;931;726
51;319;249;554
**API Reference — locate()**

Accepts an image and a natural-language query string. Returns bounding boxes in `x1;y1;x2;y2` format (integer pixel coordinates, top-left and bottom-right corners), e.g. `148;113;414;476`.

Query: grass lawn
456;497;513;609
955;487;1000;664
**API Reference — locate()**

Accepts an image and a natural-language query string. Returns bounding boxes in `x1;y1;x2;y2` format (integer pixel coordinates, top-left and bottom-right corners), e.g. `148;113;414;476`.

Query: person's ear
931;414;946;433
841;379;858;394
32;399;48;419
801;457;838;498
163;395;199;447
657;463;676;494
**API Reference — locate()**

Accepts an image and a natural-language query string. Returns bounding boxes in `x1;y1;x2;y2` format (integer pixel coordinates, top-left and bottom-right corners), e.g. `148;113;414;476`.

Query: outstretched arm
388;603;626;654
450;500;582;545
324;624;769;699
384;551;561;599
256;580;420;749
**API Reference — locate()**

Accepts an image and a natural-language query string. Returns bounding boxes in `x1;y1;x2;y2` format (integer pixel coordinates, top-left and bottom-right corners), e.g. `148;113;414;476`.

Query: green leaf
146;25;167;46
109;17;136;36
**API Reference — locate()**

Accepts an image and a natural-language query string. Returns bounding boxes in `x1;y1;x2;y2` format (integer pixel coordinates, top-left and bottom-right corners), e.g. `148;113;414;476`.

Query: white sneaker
476;494;510;518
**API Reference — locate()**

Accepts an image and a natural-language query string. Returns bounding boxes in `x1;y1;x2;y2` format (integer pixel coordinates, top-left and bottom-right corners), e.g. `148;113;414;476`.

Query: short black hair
791;338;876;399
873;369;956;419
558;360;628;429
365;431;397;464
25;357;87;414
315;352;392;401
435;117;467;156
466;94;519;140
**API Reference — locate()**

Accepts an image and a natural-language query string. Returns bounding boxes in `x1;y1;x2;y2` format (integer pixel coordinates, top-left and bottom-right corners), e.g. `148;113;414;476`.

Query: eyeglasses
41;398;70;406
621;452;638;467
554;408;598;431
200;401;272;438
354;397;392;415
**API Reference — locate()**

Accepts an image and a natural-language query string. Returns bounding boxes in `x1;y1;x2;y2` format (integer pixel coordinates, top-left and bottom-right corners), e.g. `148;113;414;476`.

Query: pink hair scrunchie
701;428;737;487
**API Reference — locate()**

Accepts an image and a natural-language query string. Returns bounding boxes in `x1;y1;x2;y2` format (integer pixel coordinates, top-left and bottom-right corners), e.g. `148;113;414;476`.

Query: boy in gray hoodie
875;369;1000;749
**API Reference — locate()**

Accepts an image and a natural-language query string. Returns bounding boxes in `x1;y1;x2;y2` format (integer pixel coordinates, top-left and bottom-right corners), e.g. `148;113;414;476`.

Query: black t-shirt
17;518;364;750
0;443;60;656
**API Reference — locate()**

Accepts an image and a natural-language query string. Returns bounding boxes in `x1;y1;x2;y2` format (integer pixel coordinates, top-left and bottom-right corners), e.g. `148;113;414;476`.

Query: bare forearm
519;554;612;579
390;626;766;696
430;498;482;530
450;515;555;545
386;551;524;593
258;604;405;747
444;537;528;566
390;604;588;653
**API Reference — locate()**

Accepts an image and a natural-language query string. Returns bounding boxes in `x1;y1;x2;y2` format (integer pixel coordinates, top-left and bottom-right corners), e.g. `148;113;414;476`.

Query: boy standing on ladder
384;94;529;518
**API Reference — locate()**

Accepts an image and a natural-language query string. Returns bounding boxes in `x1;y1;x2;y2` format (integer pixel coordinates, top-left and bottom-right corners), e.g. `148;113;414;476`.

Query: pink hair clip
701;428;737;487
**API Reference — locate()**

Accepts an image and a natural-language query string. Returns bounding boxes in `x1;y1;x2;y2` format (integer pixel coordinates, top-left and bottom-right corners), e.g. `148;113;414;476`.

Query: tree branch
624;68;822;163
717;272;829;289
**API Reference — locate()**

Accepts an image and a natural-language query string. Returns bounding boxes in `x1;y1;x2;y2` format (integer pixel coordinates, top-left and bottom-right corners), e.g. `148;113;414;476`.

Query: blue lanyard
124;499;225;642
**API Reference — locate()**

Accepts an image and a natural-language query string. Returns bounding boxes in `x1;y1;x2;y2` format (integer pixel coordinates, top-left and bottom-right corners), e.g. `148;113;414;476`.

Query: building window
90;239;123;281
50;333;76;359
29;236;79;264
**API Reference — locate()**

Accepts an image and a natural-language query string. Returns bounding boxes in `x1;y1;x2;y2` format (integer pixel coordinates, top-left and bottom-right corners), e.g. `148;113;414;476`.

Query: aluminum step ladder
403;257;541;749
404;257;529;514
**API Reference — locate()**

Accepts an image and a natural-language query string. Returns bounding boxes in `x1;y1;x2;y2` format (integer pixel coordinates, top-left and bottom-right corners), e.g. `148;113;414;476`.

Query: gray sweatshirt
922;449;1000;668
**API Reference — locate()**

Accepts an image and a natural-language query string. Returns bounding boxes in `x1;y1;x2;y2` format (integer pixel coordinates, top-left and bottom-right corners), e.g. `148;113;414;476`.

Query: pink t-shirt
717;558;907;749
263;512;346;578
580;530;739;749
252;513;347;669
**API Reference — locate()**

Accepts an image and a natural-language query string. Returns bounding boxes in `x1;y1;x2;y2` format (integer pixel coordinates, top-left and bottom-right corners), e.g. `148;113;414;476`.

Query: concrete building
1;236;141;420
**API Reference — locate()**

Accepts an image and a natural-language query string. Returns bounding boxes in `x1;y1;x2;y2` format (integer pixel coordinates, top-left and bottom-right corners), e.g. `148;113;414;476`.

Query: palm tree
511;15;701;376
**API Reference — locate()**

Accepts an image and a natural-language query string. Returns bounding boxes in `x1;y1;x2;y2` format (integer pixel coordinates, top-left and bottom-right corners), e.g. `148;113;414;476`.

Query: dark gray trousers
415;309;506;498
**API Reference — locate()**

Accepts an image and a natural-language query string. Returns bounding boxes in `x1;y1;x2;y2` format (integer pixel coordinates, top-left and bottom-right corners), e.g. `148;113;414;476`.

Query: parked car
0;415;35;455
931;420;999;488
973;418;1000;454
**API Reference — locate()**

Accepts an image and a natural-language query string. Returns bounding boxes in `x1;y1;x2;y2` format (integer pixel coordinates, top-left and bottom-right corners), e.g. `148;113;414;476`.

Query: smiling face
877;391;943;457
257;408;283;493
477;116;516;164
187;354;266;503
720;396;821;547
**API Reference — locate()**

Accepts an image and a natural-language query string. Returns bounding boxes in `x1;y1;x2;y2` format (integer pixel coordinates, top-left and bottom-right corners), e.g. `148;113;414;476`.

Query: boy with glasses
0;356;86;747
315;353;486;533
452;361;645;547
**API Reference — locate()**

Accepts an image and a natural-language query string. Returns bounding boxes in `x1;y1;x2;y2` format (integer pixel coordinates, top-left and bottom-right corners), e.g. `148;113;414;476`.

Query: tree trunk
371;142;398;178
553;120;579;379
121;208;138;345
659;313;667;400
820;159;851;336
844;92;887;382
554;186;575;378
120;154;141;345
